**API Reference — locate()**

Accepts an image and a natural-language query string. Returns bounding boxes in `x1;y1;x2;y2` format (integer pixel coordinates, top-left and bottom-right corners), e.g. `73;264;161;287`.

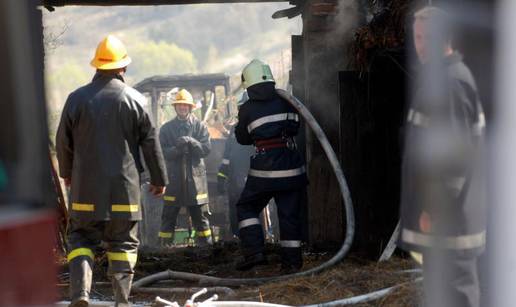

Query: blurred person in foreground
56;35;167;307
398;6;487;307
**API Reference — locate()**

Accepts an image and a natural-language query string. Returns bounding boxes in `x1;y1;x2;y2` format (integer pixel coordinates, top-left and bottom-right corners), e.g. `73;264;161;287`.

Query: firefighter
234;59;307;272
218;92;279;240
398;7;486;307
159;89;213;247
217;92;255;237
56;35;167;307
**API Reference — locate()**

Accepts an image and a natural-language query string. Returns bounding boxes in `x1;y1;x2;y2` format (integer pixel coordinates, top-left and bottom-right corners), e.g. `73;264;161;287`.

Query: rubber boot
280;247;303;274
235;253;268;271
195;234;213;247
160;237;174;248
69;258;93;307
112;273;134;307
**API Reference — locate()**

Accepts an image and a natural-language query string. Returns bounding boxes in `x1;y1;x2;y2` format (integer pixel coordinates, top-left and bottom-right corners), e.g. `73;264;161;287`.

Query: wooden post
296;0;358;247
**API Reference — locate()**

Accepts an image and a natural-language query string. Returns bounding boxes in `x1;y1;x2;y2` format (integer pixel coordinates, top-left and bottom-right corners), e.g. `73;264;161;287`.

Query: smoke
302;0;360;132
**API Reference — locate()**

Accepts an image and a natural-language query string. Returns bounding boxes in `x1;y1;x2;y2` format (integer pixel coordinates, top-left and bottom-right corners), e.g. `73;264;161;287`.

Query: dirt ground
56;242;422;306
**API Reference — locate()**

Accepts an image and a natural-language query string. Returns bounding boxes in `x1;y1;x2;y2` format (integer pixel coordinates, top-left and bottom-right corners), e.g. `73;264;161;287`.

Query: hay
241;257;420;306
352;0;413;72
57;244;422;305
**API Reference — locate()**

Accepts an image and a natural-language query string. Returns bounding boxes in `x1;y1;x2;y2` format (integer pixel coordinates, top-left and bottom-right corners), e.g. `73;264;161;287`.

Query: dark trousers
67;218;139;306
68;218;139;273
160;204;211;242
423;251;480;307
237;187;305;267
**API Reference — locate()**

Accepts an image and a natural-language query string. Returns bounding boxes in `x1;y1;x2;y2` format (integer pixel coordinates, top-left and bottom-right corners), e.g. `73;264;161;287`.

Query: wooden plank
43;0;285;6
378;221;400;262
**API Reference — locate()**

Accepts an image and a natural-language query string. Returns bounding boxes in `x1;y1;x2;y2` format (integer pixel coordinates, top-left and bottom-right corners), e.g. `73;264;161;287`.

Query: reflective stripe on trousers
280;240;301;248
401;228;486;250
196;229;212;237
107;252;138;266
248;166;305;178
164;194;208;203
239;218;261;229
247;113;299;133
67;247;94;262
158;231;173;238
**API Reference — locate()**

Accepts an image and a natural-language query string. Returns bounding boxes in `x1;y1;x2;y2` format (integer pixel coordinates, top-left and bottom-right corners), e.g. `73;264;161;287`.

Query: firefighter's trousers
160;203;212;245
67;218;139;307
237;187;305;268
423;251;480;307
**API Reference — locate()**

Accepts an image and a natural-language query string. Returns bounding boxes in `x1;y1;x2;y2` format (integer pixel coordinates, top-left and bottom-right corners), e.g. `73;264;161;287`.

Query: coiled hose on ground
133;89;355;289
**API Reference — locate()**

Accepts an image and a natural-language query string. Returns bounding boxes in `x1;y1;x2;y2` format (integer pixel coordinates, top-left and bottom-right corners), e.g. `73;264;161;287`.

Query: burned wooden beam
42;0;286;7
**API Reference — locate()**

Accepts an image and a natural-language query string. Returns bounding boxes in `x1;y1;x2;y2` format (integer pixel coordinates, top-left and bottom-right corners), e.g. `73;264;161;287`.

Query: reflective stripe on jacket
235;83;307;196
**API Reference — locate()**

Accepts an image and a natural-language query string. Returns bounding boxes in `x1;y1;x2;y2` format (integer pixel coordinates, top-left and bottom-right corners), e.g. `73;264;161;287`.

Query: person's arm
235;107;253;145
159;126;183;160
188;121;211;158
56;95;74;186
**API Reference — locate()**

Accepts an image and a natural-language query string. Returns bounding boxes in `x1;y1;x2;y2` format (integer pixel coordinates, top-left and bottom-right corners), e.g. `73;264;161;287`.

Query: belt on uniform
255;137;294;151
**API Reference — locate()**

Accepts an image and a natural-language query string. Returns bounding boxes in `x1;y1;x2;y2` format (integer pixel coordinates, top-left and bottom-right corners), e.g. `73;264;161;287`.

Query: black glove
185;136;201;147
176;136;190;147
217;174;227;193
185;136;204;155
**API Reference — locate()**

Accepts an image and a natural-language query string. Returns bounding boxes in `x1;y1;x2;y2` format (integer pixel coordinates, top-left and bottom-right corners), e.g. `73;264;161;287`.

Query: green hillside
43;4;301;119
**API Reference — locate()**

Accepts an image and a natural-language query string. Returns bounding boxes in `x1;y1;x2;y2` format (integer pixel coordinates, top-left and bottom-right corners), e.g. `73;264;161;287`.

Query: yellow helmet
172;89;196;108
241;59;275;89
90;35;132;70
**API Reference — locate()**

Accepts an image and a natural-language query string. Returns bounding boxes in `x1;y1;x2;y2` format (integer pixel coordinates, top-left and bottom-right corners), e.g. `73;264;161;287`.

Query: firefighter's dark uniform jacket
56;72;167;304
235;82;307;268
399;52;486;255
159;114;212;241
235;84;307;195
159;114;211;206
399;53;486;306
57;73;167;221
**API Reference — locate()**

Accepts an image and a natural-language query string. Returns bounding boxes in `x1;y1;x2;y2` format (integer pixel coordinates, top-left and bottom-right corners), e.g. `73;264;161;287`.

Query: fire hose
133;89;355;289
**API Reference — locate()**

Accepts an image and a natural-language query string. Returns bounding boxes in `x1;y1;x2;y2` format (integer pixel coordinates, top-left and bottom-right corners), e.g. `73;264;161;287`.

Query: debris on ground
56;242;422;306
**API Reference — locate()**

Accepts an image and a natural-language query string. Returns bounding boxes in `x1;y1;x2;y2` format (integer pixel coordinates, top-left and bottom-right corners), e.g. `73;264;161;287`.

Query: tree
126;40;197;83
